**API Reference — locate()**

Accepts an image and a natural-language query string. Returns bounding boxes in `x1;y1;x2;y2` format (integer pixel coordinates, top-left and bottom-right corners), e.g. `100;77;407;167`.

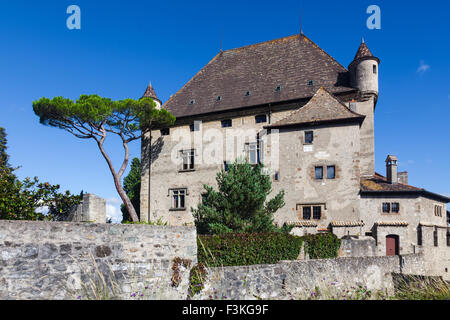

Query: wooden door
386;235;399;256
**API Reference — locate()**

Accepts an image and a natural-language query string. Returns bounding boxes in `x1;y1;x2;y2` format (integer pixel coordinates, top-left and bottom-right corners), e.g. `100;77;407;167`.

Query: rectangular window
245;140;264;165
170;189;186;210
391;202;400;213
434;227;438;247
274;171;279;181
447;230;450;247
221;119;232;128
224;161;230;172
255;115;267;123
434;205;442;217
190;122;200;132
315;166;323;179
305;131;313;144
180;149;195;171
417;225;423;246
326;166;335;179
382;202;390;213
373;64;377;74
313;206;322;220
303;207;311;220
160;128;170;136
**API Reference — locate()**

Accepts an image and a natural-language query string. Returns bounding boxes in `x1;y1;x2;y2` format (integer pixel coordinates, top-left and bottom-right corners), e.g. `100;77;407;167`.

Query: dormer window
308;80;314;86
245;91;251;96
189;99;195;105
216;96;222;101
275;85;281;92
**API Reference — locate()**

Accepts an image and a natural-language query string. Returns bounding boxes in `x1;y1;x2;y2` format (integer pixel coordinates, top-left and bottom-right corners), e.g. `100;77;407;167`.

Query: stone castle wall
0;220;197;299
196;254;426;300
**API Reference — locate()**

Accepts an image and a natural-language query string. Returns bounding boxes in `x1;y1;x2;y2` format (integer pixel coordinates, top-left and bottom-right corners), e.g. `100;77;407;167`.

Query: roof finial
362;37;365;44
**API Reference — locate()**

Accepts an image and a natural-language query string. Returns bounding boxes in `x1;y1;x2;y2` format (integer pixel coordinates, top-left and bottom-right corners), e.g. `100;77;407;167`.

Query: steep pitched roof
349;39;380;68
162;34;355;118
265;87;365;128
361;173;450;203
353;41;374;60
142;83;161;103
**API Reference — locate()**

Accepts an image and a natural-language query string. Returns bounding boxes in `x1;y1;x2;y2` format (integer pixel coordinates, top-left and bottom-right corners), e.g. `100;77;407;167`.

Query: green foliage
198;233;303;267
123;217;168;226
32;95;175;136
303;233;341;259
0;127;8;166
188;263;207;296
120;158;141;222
0;165;81;221
193;159;287;234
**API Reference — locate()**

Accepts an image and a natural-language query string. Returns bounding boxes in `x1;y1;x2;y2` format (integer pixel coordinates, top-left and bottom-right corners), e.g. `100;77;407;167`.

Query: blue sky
0;0;449;222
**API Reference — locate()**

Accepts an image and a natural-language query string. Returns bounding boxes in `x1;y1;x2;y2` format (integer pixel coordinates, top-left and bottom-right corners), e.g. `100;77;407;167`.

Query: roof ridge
223;34;301;53
222;33;348;72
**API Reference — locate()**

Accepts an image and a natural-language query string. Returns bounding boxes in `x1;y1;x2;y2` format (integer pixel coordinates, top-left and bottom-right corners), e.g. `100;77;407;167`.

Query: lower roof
360;173;450;203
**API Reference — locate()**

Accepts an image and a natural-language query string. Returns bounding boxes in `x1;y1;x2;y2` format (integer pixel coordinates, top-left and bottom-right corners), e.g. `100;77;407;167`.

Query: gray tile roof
265;87;365;128
162;34;356;119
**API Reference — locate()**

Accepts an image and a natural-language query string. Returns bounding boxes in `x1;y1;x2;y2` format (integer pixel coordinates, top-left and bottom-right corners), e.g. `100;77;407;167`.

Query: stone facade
0;220;197;299
67;193;107;223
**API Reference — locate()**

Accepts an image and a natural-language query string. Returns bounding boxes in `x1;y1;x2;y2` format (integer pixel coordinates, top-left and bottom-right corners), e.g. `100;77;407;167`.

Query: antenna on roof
220;28;223;52
300;0;303;35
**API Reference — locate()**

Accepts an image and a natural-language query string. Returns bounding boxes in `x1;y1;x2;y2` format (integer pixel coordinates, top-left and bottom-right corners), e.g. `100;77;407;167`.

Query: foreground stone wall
197;254;425;300
0;220;197;300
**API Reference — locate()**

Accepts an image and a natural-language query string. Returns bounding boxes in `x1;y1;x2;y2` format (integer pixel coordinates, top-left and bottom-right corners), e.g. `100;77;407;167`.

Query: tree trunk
96;140;140;222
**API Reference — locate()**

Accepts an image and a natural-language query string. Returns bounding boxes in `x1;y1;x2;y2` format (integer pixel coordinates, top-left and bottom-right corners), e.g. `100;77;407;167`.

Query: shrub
198;232;303;267
303;233;341;259
192;160;288;235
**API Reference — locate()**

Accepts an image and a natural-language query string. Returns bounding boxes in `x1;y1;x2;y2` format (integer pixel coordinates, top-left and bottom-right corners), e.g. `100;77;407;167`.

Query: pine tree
192;159;287;234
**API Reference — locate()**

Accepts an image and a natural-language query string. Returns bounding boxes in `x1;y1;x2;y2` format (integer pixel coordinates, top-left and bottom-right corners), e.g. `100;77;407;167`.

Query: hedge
303;233;341;259
198;232;303;267
197;232;341;267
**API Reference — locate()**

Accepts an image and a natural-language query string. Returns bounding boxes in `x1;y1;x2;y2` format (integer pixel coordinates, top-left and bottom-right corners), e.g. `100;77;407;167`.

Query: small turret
142;82;162;109
348;38;380;97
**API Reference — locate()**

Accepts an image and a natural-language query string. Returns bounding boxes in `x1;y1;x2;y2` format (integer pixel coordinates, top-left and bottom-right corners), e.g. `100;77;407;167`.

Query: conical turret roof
142;83;161;103
349;39;380;67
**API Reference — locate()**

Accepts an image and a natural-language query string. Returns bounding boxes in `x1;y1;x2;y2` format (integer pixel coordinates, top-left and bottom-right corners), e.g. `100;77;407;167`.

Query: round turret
348;39;380;96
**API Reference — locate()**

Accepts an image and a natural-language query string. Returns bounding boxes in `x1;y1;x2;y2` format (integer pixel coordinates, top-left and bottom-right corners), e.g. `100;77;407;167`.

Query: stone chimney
398;171;408;185
385;155;398;184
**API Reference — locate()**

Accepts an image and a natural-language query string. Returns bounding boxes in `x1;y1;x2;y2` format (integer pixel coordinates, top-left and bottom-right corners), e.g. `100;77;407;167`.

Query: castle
139;34;449;277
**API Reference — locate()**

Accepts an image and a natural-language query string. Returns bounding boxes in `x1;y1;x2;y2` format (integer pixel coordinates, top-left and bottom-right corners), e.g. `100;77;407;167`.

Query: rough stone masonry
0;220;197;299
